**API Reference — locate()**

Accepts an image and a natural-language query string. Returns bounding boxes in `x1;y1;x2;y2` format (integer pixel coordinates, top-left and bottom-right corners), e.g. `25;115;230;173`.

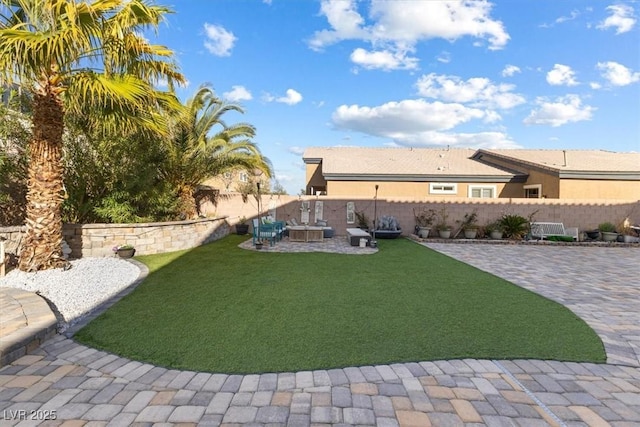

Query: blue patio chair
261;216;286;241
252;218;277;246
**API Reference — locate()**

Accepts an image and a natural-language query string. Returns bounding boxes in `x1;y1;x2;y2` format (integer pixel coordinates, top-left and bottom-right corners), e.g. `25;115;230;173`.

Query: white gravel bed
0;257;141;330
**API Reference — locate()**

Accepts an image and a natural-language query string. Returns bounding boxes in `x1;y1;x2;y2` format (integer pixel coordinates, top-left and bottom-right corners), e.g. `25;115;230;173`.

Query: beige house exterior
304;147;640;200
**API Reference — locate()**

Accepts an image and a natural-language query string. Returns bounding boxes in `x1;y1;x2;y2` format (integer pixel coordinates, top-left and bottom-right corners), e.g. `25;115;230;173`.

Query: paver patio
0;241;639;426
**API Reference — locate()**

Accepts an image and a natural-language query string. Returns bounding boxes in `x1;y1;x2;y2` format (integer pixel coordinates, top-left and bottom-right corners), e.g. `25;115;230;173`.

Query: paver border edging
0;288;58;367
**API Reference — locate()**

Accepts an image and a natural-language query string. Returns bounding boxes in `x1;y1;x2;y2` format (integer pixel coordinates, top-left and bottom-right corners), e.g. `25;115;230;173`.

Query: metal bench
530;222;579;241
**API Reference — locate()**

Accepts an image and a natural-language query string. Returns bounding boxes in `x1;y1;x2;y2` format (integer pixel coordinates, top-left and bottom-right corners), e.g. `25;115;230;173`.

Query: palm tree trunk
18;92;68;271
177;185;197;220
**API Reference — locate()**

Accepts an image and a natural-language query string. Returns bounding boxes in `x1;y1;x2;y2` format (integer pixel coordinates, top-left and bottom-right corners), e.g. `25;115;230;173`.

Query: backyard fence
1;194;638;264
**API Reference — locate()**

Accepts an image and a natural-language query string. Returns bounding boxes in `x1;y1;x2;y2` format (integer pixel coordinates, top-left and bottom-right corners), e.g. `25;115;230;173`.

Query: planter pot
601;231;618;242
255;242;264;250
374;230;402;239
463;228;478;239
438;229;451;239
235;224;249;235
417;227;431;238
489;230;503;240
116;248;135;258
585;230;600;240
623;234;640;243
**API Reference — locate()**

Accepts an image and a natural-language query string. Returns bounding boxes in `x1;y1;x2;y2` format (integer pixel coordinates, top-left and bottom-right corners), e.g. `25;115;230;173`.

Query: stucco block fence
2;195;638;265
1;217;230;260
202;193;640;240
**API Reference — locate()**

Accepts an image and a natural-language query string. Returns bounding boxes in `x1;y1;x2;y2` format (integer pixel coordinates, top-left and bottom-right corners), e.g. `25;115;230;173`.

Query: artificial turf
74;235;606;373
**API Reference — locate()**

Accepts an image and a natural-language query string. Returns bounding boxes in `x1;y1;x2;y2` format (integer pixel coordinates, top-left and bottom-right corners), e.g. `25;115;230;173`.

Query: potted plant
484;221;504;240
458;210;479;239
618;218;640;243
499;213;530;240
374;215;402;239
113;244;135;258
435;206;451;239
235;217;249;235
598;222;618;242
355;211;370;232
414;207;436;238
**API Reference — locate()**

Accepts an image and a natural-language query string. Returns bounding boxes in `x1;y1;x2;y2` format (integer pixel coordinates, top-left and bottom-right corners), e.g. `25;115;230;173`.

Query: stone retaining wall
1;217;230;259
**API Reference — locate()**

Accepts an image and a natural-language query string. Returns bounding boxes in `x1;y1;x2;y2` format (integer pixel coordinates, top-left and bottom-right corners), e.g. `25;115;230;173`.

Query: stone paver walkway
423;243;640;368
1;241;640;426
239;236;378;254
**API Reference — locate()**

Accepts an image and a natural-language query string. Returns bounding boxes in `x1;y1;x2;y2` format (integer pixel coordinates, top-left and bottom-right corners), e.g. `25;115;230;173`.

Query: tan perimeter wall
2;194;638;261
268;196;640;238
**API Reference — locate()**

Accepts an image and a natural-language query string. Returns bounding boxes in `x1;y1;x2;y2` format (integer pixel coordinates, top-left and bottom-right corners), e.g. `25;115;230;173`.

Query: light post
372;184;379;248
253;169;264;248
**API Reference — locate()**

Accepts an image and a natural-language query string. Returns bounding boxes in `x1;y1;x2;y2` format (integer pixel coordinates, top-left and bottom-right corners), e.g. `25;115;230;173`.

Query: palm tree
0;0;184;271
161;86;272;218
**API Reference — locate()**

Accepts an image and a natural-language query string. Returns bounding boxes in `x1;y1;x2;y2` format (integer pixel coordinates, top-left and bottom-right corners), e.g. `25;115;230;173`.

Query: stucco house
303;147;640;200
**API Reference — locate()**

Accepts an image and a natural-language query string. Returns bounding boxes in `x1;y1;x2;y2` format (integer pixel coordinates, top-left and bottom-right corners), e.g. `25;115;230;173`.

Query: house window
223;172;232;179
524;184;541;198
429;183;457;195
239;172;248;182
468;185;496;198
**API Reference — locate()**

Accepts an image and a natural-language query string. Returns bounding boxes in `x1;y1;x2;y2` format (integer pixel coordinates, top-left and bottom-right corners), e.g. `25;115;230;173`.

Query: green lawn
75;235;605;373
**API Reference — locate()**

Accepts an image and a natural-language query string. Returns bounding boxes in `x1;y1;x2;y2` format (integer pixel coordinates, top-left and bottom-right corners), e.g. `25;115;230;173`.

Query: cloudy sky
153;0;639;194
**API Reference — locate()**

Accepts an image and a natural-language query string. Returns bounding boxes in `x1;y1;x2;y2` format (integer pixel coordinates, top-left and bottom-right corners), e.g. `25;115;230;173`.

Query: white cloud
223;85;252;102
597;61;640;86
279;89;303;105
597;4;636;34
203;23;236;56
266;89;303;105
332;99;486;136
524;95;595;127
502;65;521;77
309;0;509;70
350;47;418;71
415;73;525;109
590;81;602;90
436;51;451;64
546;64;579;86
540;9;580;27
288;146;305;155
555;9;580;24
308;0;368;50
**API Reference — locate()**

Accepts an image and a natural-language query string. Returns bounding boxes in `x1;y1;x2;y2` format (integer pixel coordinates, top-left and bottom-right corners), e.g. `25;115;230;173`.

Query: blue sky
151;0;640;194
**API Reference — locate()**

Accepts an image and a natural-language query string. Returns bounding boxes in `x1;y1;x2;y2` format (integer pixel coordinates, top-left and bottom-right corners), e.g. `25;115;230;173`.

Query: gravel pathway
0;257;140;331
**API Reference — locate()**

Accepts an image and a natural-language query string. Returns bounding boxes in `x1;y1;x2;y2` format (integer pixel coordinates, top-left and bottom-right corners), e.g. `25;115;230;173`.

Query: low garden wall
0;217;230;260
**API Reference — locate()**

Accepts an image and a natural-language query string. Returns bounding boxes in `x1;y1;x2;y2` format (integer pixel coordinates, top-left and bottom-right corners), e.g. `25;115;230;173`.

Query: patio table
288;226;324;242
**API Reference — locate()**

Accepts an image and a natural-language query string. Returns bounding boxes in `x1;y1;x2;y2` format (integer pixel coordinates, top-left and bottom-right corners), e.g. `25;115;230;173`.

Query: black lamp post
256;181;261;246
372;184;379;247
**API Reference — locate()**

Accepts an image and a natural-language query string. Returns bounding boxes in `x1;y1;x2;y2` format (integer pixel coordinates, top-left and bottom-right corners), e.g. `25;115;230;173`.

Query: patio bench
530;222;579;241
346;228;371;246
